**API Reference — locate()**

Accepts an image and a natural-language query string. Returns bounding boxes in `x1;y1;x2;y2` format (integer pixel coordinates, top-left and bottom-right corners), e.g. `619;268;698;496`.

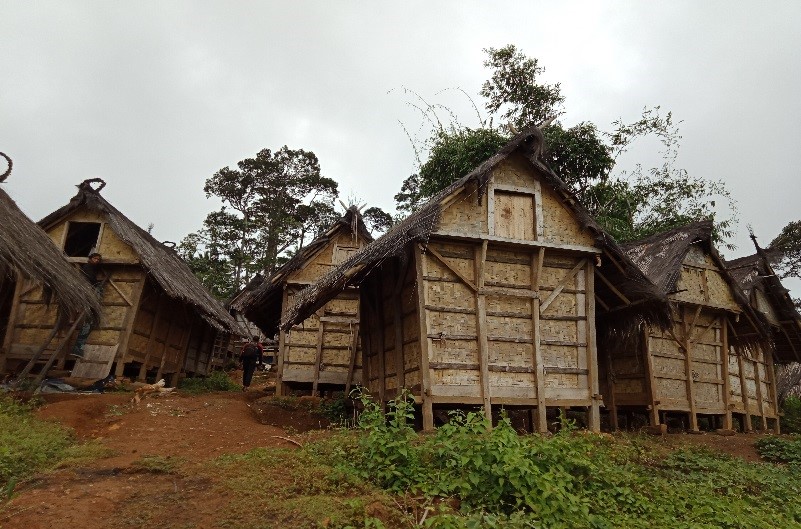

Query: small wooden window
493;191;535;240
64;222;101;257
333;244;359;265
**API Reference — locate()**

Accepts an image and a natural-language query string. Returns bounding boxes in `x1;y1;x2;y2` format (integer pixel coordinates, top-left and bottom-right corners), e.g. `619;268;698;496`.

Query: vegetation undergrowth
178;370;241;393
755;435;801;465
0;396;106;495
325;390;801;528
781;396;801;434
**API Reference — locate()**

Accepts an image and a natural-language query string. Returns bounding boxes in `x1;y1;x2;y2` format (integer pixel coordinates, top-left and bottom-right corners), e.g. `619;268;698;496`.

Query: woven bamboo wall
279;230;365;390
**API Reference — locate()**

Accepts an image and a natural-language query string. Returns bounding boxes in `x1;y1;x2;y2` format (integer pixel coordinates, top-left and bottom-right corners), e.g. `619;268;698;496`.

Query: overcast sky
2;1;800;292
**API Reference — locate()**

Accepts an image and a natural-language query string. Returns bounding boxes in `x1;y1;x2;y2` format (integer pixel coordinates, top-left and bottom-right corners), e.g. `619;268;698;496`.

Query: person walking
239;335;264;391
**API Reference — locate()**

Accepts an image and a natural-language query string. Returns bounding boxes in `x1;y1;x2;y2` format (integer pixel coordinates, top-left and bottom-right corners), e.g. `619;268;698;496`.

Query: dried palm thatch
38;179;242;334
0;153;102;320
622;220;770;351
282;127;671;336
727;247;801;364
229;206;372;334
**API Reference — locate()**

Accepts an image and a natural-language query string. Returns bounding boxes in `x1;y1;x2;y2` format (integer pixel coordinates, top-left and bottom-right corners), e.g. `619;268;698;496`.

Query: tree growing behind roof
395;44;737;247
179;146;340;299
770;220;801;310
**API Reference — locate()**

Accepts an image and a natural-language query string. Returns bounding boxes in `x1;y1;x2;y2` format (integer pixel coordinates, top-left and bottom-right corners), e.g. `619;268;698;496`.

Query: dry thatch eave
229;206;373;334
282;126;671;333
0;159;102;321
38;180;243;335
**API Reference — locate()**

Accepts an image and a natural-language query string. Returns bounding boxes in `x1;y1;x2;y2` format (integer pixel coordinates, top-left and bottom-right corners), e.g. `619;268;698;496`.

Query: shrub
179;370;241;393
755;435;801;465
781;396;801;434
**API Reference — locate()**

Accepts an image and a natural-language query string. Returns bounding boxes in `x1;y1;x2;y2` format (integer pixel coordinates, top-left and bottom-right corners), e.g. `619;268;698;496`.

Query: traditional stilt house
282;128;669;432
727;238;801;427
2;179;242;384
0;155;102;379
231;207;372;395
602;221;777;432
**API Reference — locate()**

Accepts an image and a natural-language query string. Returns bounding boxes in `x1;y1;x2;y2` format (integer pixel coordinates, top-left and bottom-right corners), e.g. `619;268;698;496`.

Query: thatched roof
623;220;770;349
282;127;671;333
727;248;801;363
622;221;716;295
230;206;372;334
38;179;242;334
0;155;102;320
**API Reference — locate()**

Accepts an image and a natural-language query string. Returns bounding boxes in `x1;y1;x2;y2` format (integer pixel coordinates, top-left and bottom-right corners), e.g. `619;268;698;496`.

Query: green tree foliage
771;220;801;279
480;45;565;132
397;44;737;246
180;146;339;299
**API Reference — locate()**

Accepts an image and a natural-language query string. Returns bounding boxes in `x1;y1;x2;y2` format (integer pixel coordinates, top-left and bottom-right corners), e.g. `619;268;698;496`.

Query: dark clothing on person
80;262;103;286
240;341;264;388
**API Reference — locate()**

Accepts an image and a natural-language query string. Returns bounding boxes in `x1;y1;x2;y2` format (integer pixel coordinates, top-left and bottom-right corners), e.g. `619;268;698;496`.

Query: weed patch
179;371;241;394
755;435;801;464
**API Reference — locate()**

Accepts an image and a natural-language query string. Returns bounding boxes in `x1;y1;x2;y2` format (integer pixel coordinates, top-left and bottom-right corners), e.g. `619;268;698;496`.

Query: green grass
0;397;111;493
178;370;242;393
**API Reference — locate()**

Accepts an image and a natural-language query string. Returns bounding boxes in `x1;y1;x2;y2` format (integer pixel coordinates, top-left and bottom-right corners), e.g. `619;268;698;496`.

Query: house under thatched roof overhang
603;220;778;433
230;206;372;394
3;179;243;383
281;127;670;432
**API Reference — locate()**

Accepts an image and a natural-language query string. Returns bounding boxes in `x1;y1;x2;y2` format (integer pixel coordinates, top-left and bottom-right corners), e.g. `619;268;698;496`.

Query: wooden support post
683;305;701;432
114;277;146;377
312;311;325;397
393;258;407;391
752;348;768;431
530;248;547;432
344;301;360;396
765;349;780;433
192;323;208;375
474;241;491;423
139;292;166;381
736;350;753;432
276;287;289;396
0;277;25;373
585;260;600;433
415;244;434;431
642;327;660;426
605;349;619;431
721;317;733;430
156;309;180;381
374;279;386;409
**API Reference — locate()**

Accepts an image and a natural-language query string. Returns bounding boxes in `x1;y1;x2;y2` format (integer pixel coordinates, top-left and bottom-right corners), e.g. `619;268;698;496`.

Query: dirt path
1;387;298;529
0;382;770;529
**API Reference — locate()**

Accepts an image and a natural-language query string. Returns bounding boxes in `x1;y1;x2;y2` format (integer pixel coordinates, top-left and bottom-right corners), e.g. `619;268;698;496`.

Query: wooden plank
319;315;358;324
393;259;406;390
415;244;434;430
426;245;477;292
721;317;733;430
539;259;587;313
276;287;289;396
585;260;600;432
138;292;166;381
430;231;602;254
479;286;539;299
752;348;767;431
155;309;180;380
0;277;25;372
531;248;547;432
71;344;118;379
642;329;660;425
312;312;325;397
765;348;780;433
374;277;386;408
487;180;495;236
475;241;491;422
683;305;701;431
736;350;753;431
344;309;360;396
114;277;146;377
595;268;631;306
606;349;619;430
